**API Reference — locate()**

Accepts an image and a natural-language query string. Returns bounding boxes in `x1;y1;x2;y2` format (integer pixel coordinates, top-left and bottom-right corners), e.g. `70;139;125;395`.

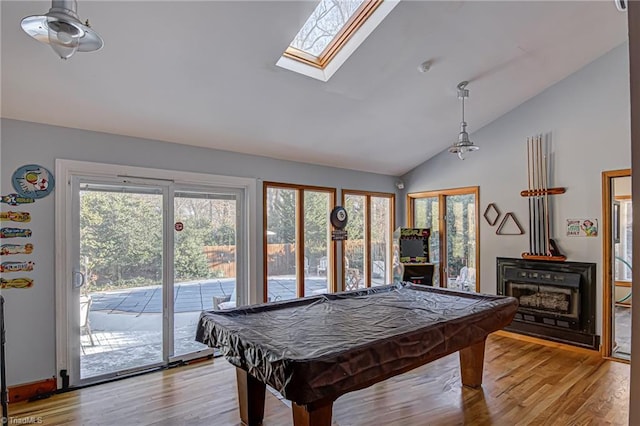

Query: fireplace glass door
506;281;578;323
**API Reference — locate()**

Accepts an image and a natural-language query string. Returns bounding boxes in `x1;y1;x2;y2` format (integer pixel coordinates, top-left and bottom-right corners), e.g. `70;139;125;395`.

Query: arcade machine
393;228;434;285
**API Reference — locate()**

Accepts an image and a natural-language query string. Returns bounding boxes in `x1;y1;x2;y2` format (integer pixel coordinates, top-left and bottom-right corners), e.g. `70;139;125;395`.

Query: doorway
602;169;632;361
408;187;479;291
56;160;254;387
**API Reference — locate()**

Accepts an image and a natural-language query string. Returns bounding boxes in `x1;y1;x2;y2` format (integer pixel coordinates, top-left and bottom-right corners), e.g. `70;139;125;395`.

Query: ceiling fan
20;0;103;60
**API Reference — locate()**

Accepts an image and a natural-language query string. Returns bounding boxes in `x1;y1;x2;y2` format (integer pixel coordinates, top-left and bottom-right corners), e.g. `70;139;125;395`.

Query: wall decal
1;194;35;206
0;211;31;222
0;243;34;255
496;212;525;235
0;261;34;273
0;243;33;256
0;228;32;238
12;164;55;199
0;277;34;289
566;218;598;237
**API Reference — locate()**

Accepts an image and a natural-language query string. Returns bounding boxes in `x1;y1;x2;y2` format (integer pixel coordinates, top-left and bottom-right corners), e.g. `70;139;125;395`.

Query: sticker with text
0;194;35;206
0;261;35;273
0;243;34;255
0;211;31;222
0;277;34;289
0;228;32;238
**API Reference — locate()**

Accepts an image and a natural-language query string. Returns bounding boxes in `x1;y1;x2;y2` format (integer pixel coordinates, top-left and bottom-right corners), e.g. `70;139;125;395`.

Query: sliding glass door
264;183;335;302
409;187;478;291
77;181;166;380
173;189;241;357
342;191;395;290
60;163;249;387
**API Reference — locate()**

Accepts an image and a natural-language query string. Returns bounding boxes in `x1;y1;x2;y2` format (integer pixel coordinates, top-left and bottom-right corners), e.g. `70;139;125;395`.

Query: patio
81;276;385;378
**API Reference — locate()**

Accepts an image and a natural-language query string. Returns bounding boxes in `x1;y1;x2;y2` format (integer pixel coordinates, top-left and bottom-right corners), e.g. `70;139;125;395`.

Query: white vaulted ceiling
0;1;628;175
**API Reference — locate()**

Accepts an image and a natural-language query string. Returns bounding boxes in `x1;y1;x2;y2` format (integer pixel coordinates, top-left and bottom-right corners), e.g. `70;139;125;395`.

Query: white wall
0;119;399;386
402;43;631;337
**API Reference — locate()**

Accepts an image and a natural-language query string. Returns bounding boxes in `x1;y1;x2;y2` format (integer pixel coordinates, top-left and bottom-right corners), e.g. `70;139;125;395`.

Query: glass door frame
72;175;171;385
407;186;479;291
262;182;337;301
341;190;395;290
55;159;257;389
602;168;632;362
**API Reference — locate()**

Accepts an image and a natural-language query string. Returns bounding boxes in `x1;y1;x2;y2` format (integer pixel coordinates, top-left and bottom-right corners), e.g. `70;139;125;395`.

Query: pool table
196;283;518;426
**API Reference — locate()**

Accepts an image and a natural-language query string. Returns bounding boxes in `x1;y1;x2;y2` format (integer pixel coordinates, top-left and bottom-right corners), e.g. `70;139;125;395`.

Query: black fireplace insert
497;257;599;349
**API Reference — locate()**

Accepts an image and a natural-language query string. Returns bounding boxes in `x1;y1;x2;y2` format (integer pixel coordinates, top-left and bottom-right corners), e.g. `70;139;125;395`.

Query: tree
174;218;212;281
267;188;296;244
80;191;162;288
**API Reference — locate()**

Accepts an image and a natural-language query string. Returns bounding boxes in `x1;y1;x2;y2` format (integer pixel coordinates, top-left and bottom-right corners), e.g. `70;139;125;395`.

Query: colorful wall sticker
12;164;55;199
0;277;34;289
0;261;35;273
0;243;34;255
0;227;32;238
567;218;599;237
0;211;31;222
1;194;35;206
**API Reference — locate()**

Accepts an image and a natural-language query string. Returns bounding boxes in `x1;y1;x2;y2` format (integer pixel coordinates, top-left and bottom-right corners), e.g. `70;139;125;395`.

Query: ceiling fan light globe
48;20;79;59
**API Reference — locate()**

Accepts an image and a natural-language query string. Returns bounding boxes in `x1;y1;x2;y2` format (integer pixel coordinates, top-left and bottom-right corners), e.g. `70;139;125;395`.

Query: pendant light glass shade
449;81;479;160
21;0;103;60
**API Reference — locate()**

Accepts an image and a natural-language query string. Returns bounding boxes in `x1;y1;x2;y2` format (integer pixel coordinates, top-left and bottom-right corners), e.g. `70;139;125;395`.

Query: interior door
73;178;168;384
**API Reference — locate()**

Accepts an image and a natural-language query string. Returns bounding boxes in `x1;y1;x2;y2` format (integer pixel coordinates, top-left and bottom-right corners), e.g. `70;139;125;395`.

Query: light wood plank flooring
10;334;630;425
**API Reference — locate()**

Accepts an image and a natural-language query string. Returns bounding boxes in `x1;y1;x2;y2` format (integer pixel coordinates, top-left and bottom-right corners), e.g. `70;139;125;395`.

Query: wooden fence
204;240;387;278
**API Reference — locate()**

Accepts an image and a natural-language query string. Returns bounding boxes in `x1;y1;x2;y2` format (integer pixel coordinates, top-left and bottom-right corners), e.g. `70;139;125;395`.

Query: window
285;0;379;69
276;0;399;81
264;183;336;302
408;187;479;292
342;190;395;290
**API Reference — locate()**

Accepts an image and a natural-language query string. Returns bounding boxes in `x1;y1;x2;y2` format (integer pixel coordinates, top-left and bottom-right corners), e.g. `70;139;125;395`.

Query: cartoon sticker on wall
0;228;32;238
0;261;34;273
0;277;34;289
0;194;35;206
0;243;34;255
0;211;31;222
12;164;55;199
566;218;598;237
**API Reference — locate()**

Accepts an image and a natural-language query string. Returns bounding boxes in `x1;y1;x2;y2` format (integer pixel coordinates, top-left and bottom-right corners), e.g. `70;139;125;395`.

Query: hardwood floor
10;334;629;425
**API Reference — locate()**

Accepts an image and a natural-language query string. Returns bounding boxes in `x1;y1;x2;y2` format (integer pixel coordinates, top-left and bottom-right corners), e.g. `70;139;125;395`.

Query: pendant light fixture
449;81;479;160
21;0;103;60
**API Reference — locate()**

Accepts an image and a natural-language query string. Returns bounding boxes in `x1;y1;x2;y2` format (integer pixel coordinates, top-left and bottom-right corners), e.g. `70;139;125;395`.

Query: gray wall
402;43;631;336
0;119;398;386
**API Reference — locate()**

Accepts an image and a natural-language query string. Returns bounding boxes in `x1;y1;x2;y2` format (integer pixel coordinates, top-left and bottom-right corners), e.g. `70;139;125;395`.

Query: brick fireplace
497;257;599;349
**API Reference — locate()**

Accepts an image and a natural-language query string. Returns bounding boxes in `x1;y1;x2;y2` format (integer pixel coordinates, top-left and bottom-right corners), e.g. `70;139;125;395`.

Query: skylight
289;0;367;59
277;0;399;82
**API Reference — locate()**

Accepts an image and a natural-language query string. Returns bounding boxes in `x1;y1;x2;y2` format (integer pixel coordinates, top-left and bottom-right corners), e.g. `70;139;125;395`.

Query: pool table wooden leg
292;400;333;426
459;338;486;388
236;368;266;426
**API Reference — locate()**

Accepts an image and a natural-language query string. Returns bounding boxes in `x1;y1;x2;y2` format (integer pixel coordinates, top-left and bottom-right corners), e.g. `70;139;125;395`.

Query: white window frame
55;159;257;388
